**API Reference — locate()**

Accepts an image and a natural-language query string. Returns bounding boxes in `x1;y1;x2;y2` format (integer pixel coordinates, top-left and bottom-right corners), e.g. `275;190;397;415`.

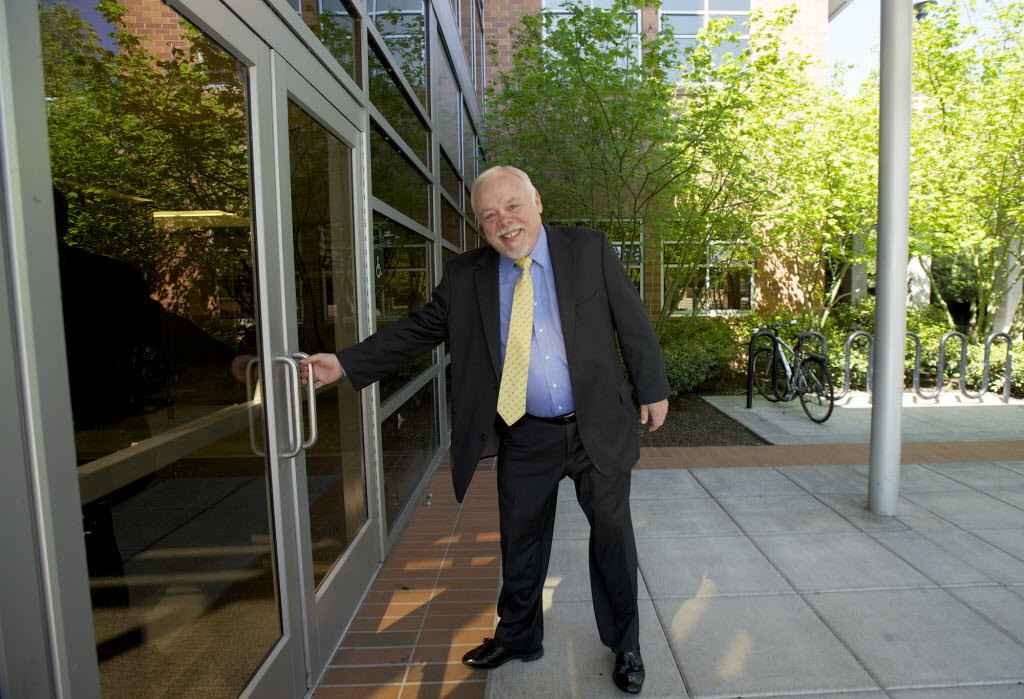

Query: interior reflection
42;2;279;696
287;101;368;587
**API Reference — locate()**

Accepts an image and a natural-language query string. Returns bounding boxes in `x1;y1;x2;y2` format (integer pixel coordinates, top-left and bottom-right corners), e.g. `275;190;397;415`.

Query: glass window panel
710;13;747;32
663;13;704;35
475;6;484;103
441;199;462;248
711;36;749;63
40;1;279;695
662;0;704;10
372;214;433;400
710;0;749;11
467;223;481;250
375;0;421;11
707;267;751;310
380;380;438;529
371;0;427;106
461;0;474;71
370;125;430;226
287;102;367;589
463;104;476;181
368;44;428;163
297;0;359;81
440;153;462;207
436;44;461;167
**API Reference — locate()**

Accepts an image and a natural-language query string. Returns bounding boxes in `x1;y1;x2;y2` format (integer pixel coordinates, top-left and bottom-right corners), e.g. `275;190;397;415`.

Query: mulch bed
638;393;767;447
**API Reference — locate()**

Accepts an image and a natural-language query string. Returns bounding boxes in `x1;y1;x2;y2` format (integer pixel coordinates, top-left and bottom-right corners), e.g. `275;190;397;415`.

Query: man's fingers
642;399;669;433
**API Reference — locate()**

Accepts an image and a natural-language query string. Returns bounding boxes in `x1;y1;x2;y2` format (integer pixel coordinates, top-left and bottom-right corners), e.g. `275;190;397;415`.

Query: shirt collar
499;225;550;280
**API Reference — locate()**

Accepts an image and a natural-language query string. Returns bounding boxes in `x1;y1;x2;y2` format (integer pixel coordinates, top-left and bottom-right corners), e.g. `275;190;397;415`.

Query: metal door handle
275;356;303;458
292;352;319;449
245;357;265;457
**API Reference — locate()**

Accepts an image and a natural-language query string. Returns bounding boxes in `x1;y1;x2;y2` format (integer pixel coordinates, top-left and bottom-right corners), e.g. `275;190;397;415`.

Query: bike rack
834;330;1014;403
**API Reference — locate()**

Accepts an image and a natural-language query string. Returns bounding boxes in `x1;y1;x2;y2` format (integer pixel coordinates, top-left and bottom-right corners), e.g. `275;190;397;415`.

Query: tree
910;0;1024;338
482;0;694;266
482;1;829;337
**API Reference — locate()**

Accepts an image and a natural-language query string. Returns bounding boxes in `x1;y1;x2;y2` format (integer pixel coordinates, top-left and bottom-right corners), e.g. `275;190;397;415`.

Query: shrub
659;316;739;395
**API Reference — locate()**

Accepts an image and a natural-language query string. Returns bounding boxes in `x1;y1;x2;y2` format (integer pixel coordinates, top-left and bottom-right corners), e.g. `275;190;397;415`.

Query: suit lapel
547;226;576;355
474;248;502;377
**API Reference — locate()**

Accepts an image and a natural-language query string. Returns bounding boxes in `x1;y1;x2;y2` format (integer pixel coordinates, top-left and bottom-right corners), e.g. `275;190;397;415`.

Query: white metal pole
868;0;913;515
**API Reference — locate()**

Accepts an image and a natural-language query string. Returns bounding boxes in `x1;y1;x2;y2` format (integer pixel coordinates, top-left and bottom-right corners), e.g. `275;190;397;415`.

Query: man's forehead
476;189;527;211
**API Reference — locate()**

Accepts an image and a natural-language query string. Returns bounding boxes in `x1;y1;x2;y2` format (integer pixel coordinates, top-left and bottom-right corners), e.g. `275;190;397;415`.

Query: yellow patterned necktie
497;257;534;425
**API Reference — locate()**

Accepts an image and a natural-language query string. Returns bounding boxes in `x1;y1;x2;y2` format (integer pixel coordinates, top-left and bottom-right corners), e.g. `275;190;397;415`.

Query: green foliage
658;316;738;395
908;0;1024;338
41;0;252;333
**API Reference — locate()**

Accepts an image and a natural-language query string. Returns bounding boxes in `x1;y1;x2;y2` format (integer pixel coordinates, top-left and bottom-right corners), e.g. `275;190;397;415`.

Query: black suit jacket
339;226;669;502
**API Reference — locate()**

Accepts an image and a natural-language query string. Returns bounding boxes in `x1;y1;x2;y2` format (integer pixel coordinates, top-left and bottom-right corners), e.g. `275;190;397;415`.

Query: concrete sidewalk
487;461;1024;698
315;396;1024;699
704;392;1024;445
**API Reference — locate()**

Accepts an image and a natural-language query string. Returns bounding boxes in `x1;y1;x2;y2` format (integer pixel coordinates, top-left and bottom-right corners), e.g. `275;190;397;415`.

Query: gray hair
470;165;537;206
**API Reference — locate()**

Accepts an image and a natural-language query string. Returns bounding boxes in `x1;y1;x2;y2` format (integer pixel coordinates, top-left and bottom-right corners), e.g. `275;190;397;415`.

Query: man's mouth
500;228;522;240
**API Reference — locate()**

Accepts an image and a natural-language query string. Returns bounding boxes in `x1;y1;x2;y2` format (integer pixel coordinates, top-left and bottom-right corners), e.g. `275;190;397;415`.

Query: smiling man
300;165;669;694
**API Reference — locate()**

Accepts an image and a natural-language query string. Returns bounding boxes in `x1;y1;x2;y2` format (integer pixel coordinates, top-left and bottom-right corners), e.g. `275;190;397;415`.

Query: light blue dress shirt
498;226;575;418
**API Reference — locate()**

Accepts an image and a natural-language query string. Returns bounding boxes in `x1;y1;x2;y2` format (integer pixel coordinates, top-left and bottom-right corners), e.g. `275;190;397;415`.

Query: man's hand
639;398;669;433
299;353;344;388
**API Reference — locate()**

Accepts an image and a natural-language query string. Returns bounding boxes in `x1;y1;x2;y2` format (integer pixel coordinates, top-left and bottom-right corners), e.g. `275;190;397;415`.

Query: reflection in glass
368;0;427;106
440;153;462;207
436;44;461;166
373;214;433;401
368;43;428;163
381;380;438;529
296;0;359;81
287;102;368;588
370;125;431;226
41;1;278;696
442;199;462;249
463;104;477;181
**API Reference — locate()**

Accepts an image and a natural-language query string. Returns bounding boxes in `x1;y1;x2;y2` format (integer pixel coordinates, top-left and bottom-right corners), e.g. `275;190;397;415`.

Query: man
300;165;669;694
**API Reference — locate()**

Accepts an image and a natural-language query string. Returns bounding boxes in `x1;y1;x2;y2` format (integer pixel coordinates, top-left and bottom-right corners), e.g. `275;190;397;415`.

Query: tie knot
516;257;533;272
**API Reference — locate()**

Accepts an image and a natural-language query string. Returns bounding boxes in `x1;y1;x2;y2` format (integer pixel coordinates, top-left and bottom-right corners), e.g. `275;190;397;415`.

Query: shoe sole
464;648;544;670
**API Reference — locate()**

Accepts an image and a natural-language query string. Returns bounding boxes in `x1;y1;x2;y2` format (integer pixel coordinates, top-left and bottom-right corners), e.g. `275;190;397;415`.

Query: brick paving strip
314;439;1023;698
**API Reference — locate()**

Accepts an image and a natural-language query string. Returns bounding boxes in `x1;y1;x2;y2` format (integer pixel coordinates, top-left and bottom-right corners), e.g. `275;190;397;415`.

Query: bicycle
750;320;835;423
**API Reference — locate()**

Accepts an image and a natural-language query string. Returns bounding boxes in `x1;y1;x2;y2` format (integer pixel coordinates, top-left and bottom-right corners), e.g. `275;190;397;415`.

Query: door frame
266;48;385;680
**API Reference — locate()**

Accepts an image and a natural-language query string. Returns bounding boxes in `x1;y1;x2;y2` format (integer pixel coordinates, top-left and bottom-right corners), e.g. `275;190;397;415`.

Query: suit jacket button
480;434;487;440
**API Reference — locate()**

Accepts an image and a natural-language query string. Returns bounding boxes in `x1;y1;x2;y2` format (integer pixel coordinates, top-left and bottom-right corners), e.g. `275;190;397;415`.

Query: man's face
473;172;543;260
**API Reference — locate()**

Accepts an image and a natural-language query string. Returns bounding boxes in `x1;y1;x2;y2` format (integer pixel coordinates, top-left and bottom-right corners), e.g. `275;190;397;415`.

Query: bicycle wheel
798;356;834;423
752;348;788;402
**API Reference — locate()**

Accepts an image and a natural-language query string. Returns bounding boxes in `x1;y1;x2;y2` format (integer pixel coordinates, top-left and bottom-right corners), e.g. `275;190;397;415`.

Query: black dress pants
492;416;639;652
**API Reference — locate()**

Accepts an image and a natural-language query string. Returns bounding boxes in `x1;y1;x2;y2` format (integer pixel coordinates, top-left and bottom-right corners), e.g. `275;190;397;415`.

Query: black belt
524;412;576;425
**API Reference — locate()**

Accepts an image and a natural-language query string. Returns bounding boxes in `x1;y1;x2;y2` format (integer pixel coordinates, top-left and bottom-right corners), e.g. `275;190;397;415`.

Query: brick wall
119;0;191;62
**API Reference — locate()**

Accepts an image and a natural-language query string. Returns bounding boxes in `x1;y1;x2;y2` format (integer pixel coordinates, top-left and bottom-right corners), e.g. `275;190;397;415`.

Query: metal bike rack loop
835;330;1013;403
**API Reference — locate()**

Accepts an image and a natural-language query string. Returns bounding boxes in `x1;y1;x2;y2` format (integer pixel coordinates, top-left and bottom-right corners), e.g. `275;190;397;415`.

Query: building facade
1;0;482;696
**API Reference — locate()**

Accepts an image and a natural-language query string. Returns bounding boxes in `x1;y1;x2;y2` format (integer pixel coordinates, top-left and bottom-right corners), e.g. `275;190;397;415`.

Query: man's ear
535;190;543;213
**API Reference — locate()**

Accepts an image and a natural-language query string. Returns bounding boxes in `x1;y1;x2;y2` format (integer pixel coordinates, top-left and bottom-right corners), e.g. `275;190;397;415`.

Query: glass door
37;1;304;696
270;53;383;678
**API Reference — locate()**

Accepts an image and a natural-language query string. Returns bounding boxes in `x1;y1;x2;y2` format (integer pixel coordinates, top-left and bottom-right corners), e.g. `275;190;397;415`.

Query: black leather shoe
613;649;645;694
462;638;544;670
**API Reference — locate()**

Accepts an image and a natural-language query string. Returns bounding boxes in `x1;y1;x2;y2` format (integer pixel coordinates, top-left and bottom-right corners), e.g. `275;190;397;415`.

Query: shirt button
545;355;550;360
558;405;563;410
538;328;544;333
552;383;557;388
